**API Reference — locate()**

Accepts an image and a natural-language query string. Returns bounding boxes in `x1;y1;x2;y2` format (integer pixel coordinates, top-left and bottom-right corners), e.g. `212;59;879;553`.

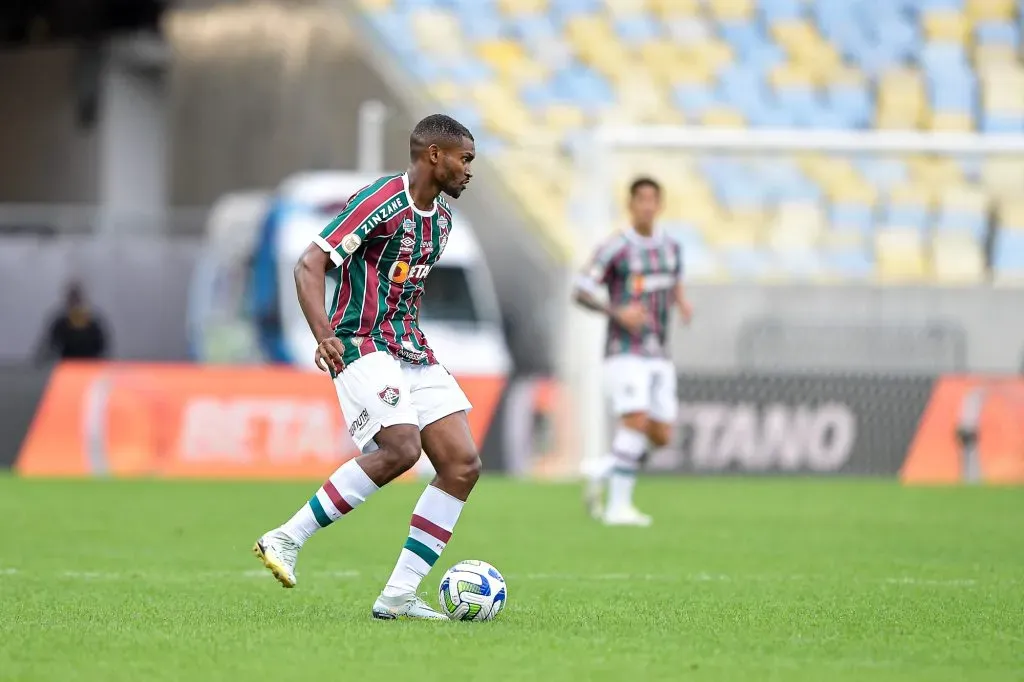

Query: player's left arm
672;240;693;325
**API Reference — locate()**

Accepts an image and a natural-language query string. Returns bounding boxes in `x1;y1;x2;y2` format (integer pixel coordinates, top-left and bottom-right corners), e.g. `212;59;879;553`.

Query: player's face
435;137;475;199
628;185;661;228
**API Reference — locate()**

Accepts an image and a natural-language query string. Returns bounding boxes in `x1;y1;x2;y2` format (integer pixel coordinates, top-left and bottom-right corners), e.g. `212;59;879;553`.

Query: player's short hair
410;114;474;160
628;176;662;199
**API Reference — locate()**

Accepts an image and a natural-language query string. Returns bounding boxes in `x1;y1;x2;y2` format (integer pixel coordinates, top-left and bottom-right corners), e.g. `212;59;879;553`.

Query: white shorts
334;351;472;453
603;354;677;424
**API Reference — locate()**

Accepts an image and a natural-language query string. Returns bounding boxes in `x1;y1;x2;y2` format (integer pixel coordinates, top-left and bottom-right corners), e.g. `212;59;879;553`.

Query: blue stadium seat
856;158;909;189
992;231;1024;274
828;85;873;128
759;0;805;23
460;12;505;41
825;249;875;278
830;203;876;234
615;15;661;46
673;86;719;117
883;203;931;231
936;210;988;240
975;21;1020;45
982;113;1024;133
719;20;769;58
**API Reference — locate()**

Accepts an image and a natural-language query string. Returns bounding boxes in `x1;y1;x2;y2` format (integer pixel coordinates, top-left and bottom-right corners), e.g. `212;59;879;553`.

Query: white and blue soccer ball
438;560;507;621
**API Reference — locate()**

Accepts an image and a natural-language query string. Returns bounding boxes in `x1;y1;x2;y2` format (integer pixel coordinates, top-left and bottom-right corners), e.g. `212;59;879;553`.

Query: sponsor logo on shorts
348;408;369;437
341;234;362;255
378;386;401;407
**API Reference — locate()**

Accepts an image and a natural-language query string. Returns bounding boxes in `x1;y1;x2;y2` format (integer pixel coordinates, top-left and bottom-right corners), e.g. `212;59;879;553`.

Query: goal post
560;125;1024;475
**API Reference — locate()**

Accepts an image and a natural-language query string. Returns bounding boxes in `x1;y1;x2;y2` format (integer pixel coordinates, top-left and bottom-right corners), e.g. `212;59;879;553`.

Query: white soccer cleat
253;529;301;588
602;506;653;527
372;593;449;621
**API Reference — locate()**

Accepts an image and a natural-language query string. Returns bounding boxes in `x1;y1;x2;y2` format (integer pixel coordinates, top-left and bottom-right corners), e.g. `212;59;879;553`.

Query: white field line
0;567;985;588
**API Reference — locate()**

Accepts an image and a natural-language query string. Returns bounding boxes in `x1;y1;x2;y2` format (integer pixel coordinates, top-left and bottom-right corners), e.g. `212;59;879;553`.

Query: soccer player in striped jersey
253;114;479;620
573;177;693;527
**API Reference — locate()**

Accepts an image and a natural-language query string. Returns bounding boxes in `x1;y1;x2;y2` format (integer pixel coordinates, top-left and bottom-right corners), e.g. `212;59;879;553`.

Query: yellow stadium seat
768;202;825;249
974;44;1019;71
707;0;755;21
877;104;924;130
998;197;1024;229
605;0;651;15
978;61;1024;87
922;11;970;44
940;185;989;215
819;229;868;251
681;39;733;72
428;82;461;105
667;61;715;85
985;161;1024;198
830;66;868;87
505;57;550;86
706;218;761;248
875;228;928;281
770;62;815;88
649;0;701;17
543;104;587;133
983;84;1024;114
475;40;525;74
888;183;933;210
701;106;746;127
355;0;391;10
932;234;986;283
966;0;1015;21
928;111;974;131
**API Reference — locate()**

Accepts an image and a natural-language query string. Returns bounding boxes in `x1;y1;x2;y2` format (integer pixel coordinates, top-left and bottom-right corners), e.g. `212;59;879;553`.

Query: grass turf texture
1;477;1022;682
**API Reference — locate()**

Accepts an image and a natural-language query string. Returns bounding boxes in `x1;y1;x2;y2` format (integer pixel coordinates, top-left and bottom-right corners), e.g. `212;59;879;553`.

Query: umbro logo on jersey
378;386;401;407
400;235;416;251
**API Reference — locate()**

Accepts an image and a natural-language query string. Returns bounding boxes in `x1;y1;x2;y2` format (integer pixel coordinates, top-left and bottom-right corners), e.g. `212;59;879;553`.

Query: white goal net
561;125;1024;473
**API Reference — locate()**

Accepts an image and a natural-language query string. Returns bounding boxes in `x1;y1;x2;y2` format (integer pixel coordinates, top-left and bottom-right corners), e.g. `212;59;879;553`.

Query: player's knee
647;423;672;448
439;447;481;488
379;435;423;475
621;413;650;434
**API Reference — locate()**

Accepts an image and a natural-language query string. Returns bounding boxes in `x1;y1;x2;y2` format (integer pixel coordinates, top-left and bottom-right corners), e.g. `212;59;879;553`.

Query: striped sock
607;427;646;513
383;485;463;597
280;459;378;545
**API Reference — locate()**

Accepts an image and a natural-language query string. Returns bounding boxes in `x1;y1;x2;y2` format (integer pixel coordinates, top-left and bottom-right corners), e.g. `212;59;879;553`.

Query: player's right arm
294;244;344;374
572;238;646;334
297;180;393;373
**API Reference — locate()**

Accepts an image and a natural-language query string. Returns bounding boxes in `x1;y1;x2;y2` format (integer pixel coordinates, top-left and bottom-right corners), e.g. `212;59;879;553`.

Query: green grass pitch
1;475;1022;681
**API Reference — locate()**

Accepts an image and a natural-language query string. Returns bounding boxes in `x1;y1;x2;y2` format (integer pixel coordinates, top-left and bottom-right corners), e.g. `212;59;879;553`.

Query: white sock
383;485;464;597
280;459;378;546
607;427;646;512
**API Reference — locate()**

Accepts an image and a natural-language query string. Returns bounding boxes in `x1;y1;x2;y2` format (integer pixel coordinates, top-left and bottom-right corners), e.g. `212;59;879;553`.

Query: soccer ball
437;560;507;621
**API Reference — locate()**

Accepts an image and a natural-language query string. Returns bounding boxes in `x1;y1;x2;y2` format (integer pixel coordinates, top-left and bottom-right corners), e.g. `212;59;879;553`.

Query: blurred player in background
253;114;479;620
573;177;692;527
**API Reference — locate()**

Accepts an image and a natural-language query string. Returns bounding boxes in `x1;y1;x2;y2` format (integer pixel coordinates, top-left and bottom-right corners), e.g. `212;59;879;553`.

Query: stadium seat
357;0;1024;283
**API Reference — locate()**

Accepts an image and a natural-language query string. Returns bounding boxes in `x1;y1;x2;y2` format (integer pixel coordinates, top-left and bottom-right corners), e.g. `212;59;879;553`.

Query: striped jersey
313;172;453;366
578;228;683;358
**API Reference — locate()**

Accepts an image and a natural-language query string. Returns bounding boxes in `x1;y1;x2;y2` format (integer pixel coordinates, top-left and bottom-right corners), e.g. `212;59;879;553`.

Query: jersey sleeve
575;236;622;295
312;184;390;268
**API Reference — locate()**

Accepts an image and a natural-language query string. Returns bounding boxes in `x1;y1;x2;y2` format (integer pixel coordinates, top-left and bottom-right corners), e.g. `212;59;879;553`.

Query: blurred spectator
36;281;109;361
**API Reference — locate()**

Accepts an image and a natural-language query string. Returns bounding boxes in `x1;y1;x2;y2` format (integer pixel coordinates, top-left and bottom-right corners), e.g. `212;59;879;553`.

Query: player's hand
613;302;648;335
678;299;693;326
314;337;346;374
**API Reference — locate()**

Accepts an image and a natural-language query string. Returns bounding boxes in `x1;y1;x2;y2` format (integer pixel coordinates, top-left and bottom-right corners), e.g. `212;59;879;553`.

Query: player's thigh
604;354;653;423
646;359;677;446
333;351;418;454
408;364;477;468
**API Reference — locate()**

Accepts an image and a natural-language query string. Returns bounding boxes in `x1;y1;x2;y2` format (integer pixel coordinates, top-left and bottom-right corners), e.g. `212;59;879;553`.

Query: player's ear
428;144;440;164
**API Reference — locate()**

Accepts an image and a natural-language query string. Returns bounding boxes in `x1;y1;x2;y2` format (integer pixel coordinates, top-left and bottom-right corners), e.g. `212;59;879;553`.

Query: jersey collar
625;225;662;245
402;173;438;217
